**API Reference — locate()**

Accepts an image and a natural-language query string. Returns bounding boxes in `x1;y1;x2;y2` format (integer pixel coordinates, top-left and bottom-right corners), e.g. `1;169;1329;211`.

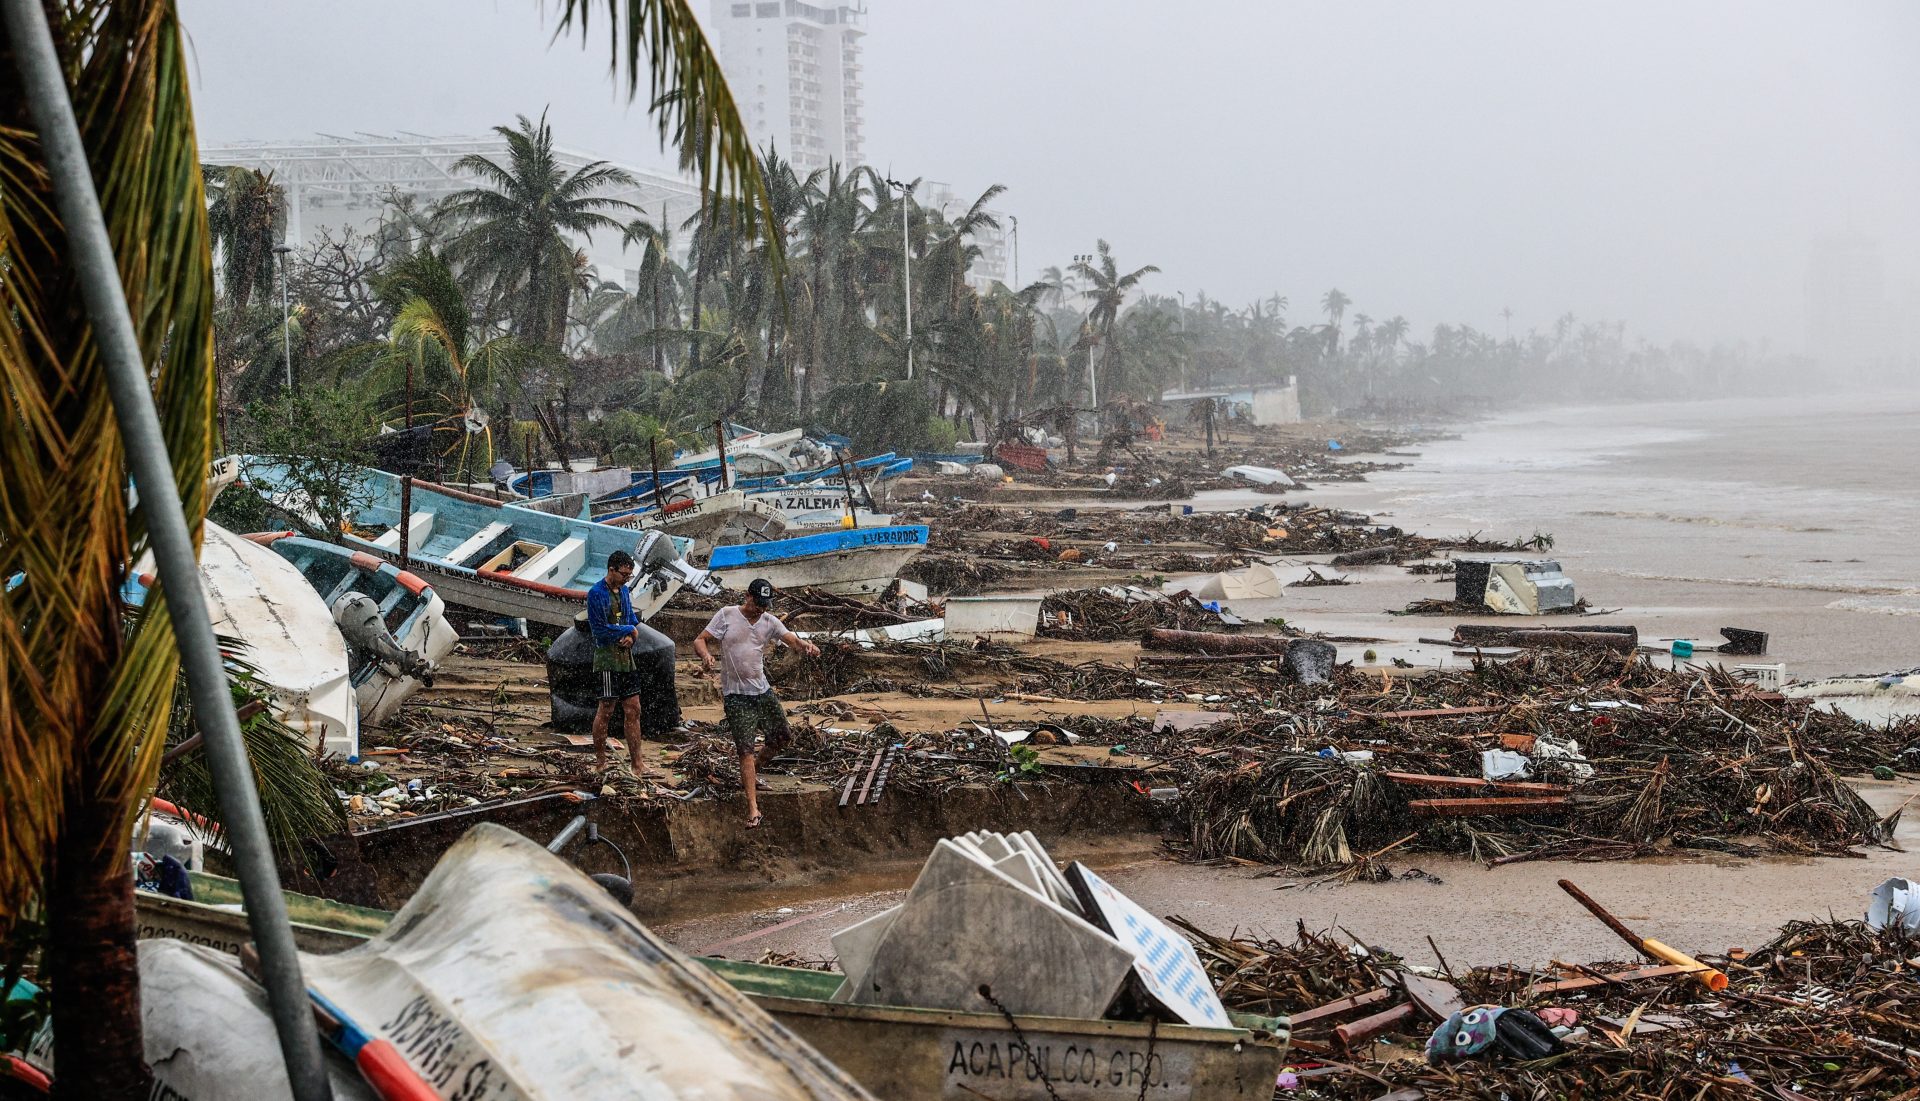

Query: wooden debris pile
1164;652;1911;865
1171;914;1920;1101
1038;587;1226;641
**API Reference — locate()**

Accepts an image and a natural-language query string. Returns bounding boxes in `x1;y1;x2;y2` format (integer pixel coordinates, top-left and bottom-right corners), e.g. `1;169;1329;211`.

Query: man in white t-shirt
692;578;820;829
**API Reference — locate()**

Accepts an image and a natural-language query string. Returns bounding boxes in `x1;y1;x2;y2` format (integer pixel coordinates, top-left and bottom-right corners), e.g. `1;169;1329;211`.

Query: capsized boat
247;532;457;727
234;458;711;629
129;841;1288;1101
707;525;929;597
127;825;872;1100
126;521;358;757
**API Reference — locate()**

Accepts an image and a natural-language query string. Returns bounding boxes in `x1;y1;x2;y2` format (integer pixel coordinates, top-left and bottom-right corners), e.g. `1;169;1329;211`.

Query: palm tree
203;165;287;311
440;111;638;351
619;213;689;379
1069;240;1159;405
2;3;765;1089
1320;288;1351;356
369;251;536;479
2;5;219;1095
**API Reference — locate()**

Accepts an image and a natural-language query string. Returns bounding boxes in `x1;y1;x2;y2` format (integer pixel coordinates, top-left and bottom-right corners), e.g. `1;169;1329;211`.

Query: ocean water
1313;390;1920;622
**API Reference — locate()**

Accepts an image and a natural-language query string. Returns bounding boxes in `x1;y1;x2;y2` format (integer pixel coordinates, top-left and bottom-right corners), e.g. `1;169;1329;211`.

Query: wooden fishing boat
246;532;457;727
132;842;1288;1101
235;458;707;629
707;525;929;596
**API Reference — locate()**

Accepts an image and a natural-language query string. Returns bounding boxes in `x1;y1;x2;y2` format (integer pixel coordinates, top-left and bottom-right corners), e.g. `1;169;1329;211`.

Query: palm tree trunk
651;281;665;378
749;298;776;418
46;759;148;1101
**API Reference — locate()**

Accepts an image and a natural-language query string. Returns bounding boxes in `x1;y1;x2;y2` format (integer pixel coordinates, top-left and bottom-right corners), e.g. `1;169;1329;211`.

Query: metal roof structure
200;132;703;249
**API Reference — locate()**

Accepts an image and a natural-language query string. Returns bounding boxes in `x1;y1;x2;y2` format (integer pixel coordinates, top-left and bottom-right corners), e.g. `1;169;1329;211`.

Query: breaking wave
1594;569;1920;598
1824;597;1920;617
1576;509;1841;534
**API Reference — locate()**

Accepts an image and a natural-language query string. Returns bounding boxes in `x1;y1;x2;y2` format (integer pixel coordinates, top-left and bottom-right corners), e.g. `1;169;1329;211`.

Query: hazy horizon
178;0;1918;358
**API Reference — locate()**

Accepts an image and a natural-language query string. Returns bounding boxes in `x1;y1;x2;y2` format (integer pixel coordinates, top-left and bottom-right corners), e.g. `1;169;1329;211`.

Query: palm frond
1;0;216;931
556;0;775;259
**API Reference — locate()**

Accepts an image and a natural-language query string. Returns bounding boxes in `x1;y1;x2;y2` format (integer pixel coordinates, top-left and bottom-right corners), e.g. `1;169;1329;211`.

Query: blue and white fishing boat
246;532;457;727
232;458;709;630
706;525;930;597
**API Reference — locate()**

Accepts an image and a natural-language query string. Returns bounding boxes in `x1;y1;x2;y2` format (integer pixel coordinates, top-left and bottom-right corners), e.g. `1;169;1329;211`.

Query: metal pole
893;180;913;379
648;437;666;512
1008;215;1018;290
274;244;293;391
0;4;335;1099
713;420;730;491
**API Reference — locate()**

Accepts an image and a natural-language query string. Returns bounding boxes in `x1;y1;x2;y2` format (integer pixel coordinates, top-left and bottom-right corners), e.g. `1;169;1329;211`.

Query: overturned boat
247;532;457;727
235;458;710;629
127;521;358;757
125;825;871;1100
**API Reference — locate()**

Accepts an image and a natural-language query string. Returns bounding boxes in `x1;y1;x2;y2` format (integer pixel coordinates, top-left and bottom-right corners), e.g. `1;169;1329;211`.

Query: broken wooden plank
1383;772;1572;796
1286;987;1392;1028
1398;973;1467;1023
1347;705;1505;721
1525;964;1695;993
1408;796;1570;818
1335;1002;1415;1048
1143;628;1289;656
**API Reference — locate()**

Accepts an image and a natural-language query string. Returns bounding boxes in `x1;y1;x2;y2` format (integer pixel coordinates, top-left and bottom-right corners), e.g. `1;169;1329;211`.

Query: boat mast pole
399;358;413;568
836;452;860;529
649;437;667;512
1;4;334;1097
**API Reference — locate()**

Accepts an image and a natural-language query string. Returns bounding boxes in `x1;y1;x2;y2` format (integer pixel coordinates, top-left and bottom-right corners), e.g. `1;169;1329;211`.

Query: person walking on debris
693;579;819;829
586;550;651;780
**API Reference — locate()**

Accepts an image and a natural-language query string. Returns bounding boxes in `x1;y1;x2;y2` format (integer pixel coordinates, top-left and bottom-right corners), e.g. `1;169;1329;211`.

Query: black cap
747;578;776;603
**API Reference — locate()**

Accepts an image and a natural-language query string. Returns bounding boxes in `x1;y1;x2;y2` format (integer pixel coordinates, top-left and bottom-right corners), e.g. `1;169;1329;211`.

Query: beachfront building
200;134;702;292
912;180;1014;293
1160;378;1302;427
710;0;867;175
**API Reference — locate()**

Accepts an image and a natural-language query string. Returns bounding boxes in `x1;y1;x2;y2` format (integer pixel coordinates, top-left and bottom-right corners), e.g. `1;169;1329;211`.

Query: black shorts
723;691;791;757
599;669;644;701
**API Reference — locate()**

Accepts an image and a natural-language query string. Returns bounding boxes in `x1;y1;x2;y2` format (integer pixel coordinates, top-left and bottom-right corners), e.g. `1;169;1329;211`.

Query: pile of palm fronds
159;665;348;868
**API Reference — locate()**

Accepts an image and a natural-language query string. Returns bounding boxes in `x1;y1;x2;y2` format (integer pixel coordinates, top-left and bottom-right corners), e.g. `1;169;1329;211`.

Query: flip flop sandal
746;813;764;830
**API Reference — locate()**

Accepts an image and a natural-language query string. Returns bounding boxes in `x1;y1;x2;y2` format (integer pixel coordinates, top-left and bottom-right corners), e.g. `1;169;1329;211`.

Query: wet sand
662;779;1919;968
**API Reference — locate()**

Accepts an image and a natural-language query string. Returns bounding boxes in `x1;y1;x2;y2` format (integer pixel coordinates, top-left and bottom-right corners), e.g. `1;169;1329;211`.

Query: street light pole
273;244;293;392
1073;252;1097;410
886;177;913;379
1008;215;1019;290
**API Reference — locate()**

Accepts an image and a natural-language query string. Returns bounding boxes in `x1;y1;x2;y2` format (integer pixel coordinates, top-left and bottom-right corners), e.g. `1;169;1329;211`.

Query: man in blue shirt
586;550;648;777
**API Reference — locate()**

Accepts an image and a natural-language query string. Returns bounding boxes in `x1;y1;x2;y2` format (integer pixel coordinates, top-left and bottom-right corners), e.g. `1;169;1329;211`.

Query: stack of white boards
829;831;1231;1028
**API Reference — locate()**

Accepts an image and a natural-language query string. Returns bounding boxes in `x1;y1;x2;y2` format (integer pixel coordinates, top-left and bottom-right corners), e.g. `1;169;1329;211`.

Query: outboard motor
331;591;433;684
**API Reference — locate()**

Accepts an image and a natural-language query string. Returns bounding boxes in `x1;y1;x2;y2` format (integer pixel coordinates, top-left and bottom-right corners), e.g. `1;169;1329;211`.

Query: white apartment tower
711;1;867;174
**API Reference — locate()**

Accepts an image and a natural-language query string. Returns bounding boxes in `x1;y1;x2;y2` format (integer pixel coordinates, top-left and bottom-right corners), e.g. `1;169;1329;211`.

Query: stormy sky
179;0;1919;351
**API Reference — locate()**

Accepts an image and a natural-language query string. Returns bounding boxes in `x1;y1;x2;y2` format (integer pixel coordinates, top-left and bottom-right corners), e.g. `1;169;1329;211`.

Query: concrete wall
1249;379;1302;426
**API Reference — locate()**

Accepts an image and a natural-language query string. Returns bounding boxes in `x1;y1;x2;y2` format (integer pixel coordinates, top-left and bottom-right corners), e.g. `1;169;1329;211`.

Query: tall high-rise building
711;1;866;174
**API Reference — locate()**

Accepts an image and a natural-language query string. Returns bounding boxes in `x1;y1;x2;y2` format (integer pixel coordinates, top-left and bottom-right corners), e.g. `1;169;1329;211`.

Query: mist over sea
1295;391;1920;676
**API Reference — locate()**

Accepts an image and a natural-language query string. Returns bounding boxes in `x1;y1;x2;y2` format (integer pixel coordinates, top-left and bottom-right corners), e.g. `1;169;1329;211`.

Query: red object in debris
1030;537;1052;552
995;441;1050;473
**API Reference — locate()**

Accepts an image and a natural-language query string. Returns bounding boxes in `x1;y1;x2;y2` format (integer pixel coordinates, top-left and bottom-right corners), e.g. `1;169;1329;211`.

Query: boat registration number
939;1033;1194;1098
856;528;923;546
